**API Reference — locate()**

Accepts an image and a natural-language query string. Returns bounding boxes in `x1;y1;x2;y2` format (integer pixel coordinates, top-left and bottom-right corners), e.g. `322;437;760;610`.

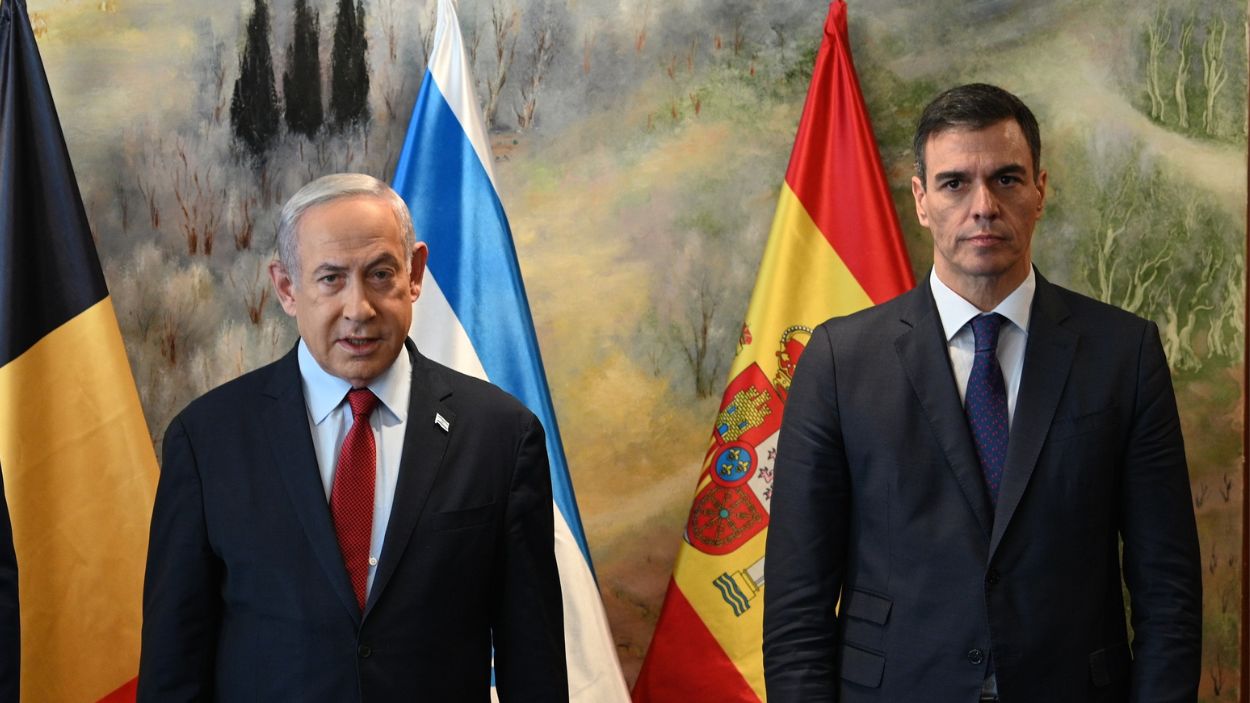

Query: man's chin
332;345;407;383
954;253;1025;277
334;367;383;388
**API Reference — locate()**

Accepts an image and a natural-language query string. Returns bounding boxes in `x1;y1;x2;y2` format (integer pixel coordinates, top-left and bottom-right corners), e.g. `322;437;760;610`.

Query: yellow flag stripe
0;297;157;702
732;181;874;380
671;183;873;699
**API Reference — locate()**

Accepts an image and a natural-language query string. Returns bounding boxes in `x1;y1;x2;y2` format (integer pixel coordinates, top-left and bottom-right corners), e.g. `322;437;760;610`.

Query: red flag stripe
97;677;136;703
632;580;758;702
785;1;913;304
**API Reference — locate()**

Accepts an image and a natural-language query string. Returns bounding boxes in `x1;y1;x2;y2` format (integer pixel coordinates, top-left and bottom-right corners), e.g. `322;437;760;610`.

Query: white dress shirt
297;340;411;597
930;268;1035;697
929;268;1036;427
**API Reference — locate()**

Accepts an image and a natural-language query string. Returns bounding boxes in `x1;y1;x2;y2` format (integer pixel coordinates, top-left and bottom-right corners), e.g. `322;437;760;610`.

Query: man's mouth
964;232;1005;244
338;336;380;351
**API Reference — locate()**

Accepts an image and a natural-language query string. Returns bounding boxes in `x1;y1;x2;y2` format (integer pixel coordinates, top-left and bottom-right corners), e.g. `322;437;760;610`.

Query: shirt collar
297;339;411;425
929;267;1036;342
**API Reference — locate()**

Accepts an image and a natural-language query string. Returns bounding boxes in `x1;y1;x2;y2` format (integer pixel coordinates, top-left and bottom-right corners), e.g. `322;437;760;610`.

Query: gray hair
276;173;416;277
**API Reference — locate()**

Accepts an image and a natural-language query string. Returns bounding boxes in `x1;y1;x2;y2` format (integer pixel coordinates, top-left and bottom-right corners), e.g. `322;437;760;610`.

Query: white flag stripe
426;0;498;191
410;271;488;382
555;508;631;699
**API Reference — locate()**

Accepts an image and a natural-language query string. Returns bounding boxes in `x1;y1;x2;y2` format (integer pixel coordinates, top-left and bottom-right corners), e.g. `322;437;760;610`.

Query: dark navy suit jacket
763;273;1202;702
138;342;567;701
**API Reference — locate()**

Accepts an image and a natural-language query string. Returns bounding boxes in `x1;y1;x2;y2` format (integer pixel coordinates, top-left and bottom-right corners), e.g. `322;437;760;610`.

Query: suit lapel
989;274;1077;559
262;346;362;624
365;345;454;615
894;283;994;537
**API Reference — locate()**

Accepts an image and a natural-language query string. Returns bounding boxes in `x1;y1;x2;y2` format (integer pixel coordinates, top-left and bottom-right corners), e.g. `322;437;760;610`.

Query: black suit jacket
138;343;567;702
763;273;1201;703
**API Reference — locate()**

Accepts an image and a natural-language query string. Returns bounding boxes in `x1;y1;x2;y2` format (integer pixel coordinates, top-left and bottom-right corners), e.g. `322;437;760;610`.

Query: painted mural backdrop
26;0;1245;697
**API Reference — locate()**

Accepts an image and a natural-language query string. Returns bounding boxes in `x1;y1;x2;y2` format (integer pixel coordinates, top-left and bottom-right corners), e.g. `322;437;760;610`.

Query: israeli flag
392;1;629;700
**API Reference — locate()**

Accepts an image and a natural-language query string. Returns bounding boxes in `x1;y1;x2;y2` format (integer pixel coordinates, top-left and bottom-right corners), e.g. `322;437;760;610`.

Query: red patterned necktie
965;313;1009;505
331;388;380;610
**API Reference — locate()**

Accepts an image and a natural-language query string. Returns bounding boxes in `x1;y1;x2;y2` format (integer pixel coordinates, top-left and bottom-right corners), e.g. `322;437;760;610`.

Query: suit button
967;648;984;665
986;569;1000;586
358;645;372;658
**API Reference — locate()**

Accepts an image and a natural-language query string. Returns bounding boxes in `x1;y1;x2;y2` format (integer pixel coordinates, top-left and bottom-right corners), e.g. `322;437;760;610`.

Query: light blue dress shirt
297;340;411;598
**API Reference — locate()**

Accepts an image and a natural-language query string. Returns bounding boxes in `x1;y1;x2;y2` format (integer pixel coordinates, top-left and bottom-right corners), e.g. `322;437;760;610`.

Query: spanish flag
632;2;913;699
0;0;158;699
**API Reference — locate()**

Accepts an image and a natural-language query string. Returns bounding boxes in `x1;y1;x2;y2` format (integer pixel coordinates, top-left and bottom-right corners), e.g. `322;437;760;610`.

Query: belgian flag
0;0;158;700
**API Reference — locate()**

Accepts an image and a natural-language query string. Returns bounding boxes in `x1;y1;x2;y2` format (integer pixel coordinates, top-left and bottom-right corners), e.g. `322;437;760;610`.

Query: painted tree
1207;254;1244;360
374;0;408;124
207;41;229;126
678;274;725;398
230;0;280;157
482;1;520;131
1173;15;1194;129
283;0;323;139
419;2;438;66
721;0;760;57
1201;17;1228;135
1145;9;1171;121
515;4;561;132
330;0;370;130
377;0;399;64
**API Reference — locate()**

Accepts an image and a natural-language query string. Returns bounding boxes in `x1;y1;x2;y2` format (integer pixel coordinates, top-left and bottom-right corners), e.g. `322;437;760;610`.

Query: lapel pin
434;413;450;433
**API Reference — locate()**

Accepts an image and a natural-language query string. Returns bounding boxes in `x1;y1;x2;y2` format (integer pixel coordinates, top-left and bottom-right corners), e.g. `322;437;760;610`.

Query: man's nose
970;182;1000;220
342;280;376;320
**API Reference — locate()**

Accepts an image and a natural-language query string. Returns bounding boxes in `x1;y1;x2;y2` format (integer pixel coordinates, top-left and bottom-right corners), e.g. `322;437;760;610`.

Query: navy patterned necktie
965;314;1009;505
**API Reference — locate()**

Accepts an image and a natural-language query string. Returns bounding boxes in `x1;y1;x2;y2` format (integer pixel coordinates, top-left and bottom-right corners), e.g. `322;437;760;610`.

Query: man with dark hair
138;173;568;701
911;82;1043;187
763;84;1202;702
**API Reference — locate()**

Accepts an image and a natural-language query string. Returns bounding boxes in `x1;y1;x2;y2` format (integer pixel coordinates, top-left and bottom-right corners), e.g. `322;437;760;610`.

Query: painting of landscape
27;0;1245;696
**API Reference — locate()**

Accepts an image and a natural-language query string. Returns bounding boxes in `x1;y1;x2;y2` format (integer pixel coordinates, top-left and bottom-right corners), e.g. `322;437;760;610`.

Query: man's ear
409;242;429;302
269;260;299;316
1034;169;1048;217
911;175;930;228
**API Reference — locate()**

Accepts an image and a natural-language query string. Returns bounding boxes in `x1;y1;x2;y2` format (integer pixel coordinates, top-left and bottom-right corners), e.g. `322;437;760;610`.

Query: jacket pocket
839;643;885;688
1089;642;1131;687
1048;405;1118;441
843;589;892;624
841;590;892;664
433;503;496;531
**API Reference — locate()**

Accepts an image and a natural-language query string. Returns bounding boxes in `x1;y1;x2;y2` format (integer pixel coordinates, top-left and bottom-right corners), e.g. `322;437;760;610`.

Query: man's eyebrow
931;163;1028;183
365;252;403;269
311;262;347;276
992;163;1028;178
309;254;403;276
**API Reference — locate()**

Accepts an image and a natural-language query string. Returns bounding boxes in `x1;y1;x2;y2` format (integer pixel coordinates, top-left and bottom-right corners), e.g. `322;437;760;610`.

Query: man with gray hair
139;173;568;701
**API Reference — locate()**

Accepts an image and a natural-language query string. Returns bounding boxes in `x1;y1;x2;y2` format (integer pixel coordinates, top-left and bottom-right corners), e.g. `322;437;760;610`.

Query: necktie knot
970;313;1006;353
347;388;379;419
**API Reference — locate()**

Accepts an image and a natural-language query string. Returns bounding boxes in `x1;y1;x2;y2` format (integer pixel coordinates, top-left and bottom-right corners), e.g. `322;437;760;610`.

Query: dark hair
912;83;1041;186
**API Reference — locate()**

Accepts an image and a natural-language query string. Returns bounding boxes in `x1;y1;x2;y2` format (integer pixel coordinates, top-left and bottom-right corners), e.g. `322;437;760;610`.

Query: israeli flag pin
434;413;450;433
